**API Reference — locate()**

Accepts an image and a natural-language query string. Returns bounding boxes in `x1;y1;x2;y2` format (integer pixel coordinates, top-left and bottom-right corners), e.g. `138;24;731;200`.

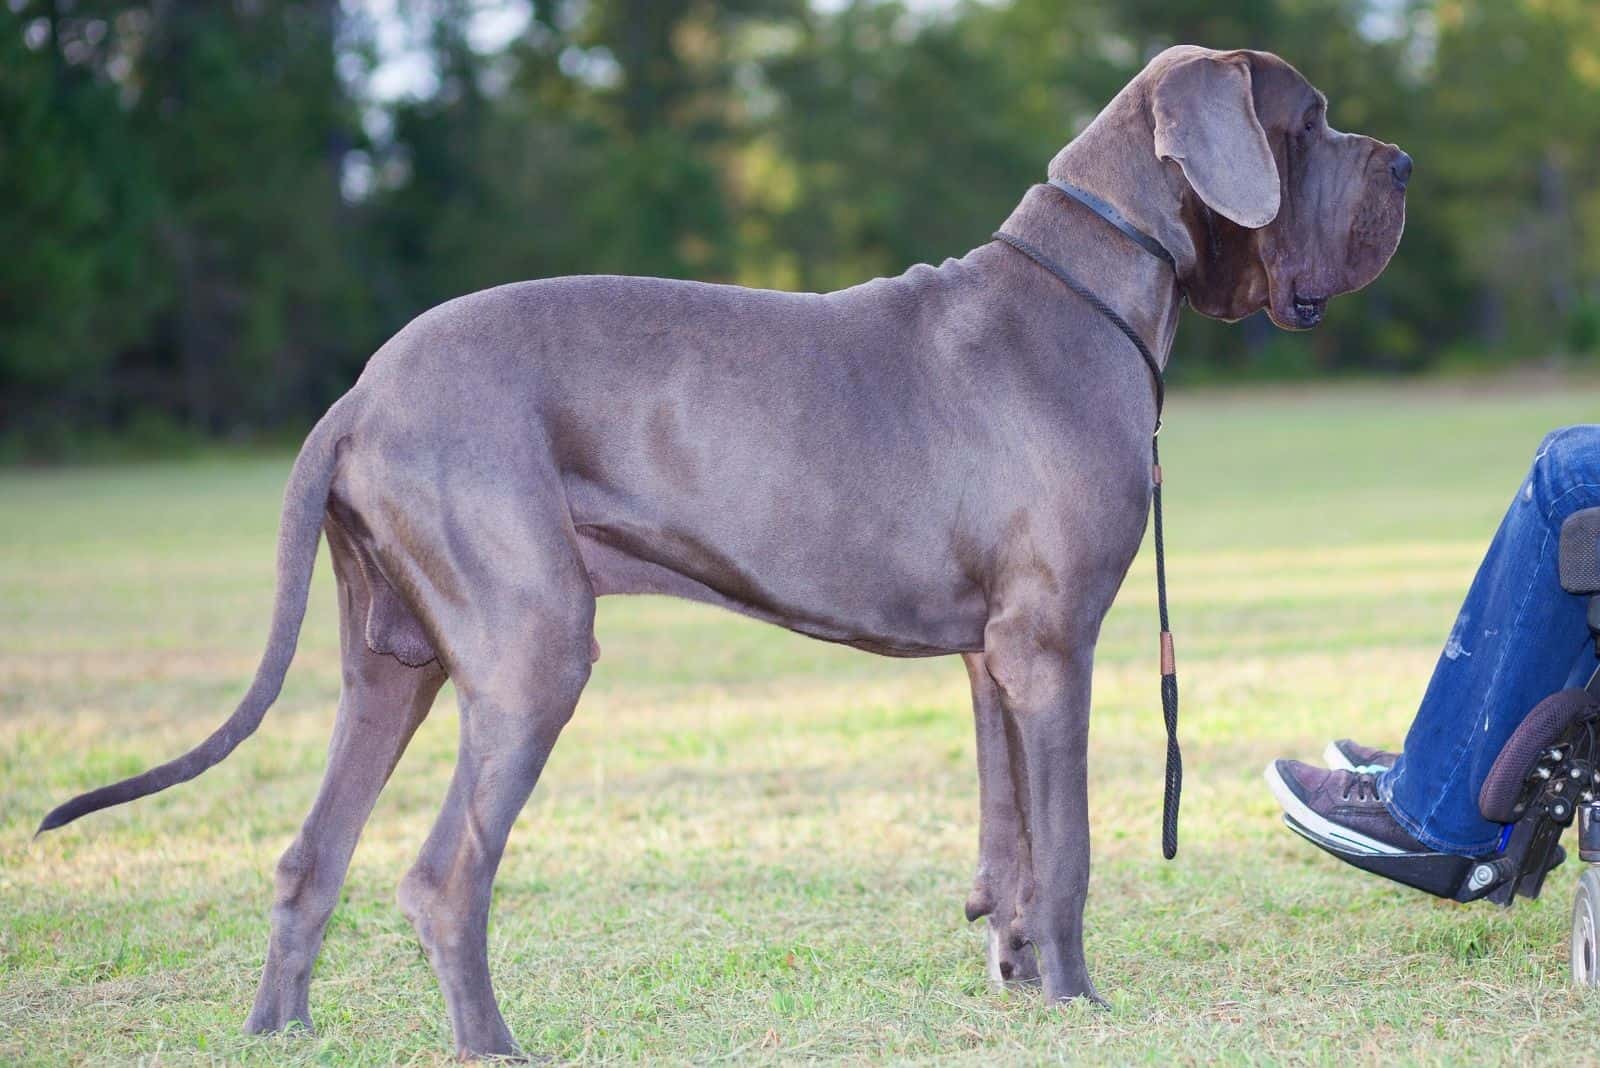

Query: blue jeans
1379;425;1600;855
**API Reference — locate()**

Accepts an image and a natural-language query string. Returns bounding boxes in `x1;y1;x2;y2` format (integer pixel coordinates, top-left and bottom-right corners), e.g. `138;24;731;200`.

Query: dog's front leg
962;652;1041;987
982;636;1102;1005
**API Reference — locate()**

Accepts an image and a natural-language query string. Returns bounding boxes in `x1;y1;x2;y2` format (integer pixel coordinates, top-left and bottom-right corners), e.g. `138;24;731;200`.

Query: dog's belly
572;515;988;657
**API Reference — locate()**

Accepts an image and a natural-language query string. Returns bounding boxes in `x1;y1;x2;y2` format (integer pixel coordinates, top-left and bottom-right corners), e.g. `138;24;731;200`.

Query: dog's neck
1048;81;1205;273
995;181;1183;371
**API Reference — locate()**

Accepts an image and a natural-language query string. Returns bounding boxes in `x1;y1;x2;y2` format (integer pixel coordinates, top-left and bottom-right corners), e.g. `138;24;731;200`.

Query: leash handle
1153;436;1181;860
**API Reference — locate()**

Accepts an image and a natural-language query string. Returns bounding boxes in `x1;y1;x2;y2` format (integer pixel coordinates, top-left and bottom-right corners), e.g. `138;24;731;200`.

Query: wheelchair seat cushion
1479;688;1600;824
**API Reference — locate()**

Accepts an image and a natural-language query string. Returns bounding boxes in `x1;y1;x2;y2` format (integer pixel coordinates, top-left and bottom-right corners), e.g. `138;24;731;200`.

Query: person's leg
1379;425;1600;854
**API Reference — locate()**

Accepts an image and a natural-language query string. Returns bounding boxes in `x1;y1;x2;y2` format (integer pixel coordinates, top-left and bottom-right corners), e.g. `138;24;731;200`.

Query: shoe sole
1263;761;1407;856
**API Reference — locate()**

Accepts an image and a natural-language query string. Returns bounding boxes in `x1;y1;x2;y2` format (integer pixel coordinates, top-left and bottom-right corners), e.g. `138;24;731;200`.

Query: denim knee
1526;425;1600;519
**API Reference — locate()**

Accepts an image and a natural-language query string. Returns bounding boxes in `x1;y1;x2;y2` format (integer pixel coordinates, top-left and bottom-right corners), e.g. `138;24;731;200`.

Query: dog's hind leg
962;652;1041;988
246;523;446;1036
386;494;595;1060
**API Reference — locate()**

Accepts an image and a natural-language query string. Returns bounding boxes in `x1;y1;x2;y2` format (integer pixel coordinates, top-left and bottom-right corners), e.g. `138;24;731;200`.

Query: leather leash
992;178;1184;860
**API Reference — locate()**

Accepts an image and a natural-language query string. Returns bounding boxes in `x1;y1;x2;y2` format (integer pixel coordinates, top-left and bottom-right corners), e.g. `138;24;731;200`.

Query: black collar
1046;178;1179;274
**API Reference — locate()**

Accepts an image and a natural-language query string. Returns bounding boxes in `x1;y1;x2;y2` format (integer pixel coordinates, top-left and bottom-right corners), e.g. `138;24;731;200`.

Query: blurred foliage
2;0;1599;450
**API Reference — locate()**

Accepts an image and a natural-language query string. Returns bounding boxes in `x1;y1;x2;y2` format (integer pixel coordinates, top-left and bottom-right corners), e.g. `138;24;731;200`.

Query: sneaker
1264;759;1427;855
1322;739;1399;774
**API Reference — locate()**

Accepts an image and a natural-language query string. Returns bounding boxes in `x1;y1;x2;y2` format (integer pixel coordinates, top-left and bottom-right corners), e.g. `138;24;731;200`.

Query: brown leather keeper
1152;462;1162;486
1160;630;1175;675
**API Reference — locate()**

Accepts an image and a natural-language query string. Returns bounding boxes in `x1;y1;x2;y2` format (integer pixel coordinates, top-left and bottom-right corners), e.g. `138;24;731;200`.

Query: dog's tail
36;400;352;836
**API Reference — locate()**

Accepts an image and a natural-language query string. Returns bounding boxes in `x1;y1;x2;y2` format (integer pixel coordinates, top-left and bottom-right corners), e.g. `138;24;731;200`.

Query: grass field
5;376;1600;1065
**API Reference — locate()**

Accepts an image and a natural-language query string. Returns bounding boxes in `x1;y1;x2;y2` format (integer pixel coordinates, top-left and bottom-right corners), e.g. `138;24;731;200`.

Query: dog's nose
1389;150;1412;190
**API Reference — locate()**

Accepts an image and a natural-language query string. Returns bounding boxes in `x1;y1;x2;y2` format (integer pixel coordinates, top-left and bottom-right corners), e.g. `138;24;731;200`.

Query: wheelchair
1283;505;1600;985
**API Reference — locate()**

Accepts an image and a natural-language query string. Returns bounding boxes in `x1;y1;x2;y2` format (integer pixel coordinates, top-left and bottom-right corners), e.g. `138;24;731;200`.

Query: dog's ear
1152;54;1280;230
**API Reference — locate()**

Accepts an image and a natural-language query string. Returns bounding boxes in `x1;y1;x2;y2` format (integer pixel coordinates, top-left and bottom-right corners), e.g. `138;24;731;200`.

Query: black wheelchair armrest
1560;506;1600;595
1479;689;1599;823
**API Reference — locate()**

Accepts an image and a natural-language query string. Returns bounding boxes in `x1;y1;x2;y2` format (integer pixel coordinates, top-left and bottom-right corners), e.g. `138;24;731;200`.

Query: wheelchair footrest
1282;814;1567;903
1283;814;1483;898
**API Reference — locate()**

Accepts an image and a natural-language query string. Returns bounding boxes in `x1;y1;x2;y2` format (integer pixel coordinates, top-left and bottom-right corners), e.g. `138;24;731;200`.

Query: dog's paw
986;921;1041;987
242;1009;314;1037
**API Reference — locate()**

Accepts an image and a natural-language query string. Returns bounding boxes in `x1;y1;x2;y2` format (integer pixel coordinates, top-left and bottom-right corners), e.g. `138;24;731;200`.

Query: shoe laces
1341;772;1380;803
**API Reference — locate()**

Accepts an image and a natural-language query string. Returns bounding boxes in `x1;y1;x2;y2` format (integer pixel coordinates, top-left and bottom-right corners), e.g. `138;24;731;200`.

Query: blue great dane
41;46;1408;1059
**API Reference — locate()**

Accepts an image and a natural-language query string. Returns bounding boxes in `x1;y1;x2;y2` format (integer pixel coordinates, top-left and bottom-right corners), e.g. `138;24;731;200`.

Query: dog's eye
1303;118;1316;132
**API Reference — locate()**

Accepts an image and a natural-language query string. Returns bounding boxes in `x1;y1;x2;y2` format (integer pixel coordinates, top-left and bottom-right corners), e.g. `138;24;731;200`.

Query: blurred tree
130;0;371;432
0;3;159;433
4;0;1599;451
1418;0;1600;354
757;1;1069;290
1;0;370;440
367;0;805;330
566;0;804;278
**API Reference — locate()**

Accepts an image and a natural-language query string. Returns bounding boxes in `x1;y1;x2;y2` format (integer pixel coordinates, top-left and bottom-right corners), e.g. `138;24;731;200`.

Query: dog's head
1134;46;1408;329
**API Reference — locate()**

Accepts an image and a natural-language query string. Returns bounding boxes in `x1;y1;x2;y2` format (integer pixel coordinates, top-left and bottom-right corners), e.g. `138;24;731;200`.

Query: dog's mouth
1292;293;1327;329
1264;276;1331;332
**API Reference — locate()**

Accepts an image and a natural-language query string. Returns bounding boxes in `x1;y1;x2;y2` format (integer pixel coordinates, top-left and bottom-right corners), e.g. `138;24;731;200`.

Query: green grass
4;375;1600;1064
